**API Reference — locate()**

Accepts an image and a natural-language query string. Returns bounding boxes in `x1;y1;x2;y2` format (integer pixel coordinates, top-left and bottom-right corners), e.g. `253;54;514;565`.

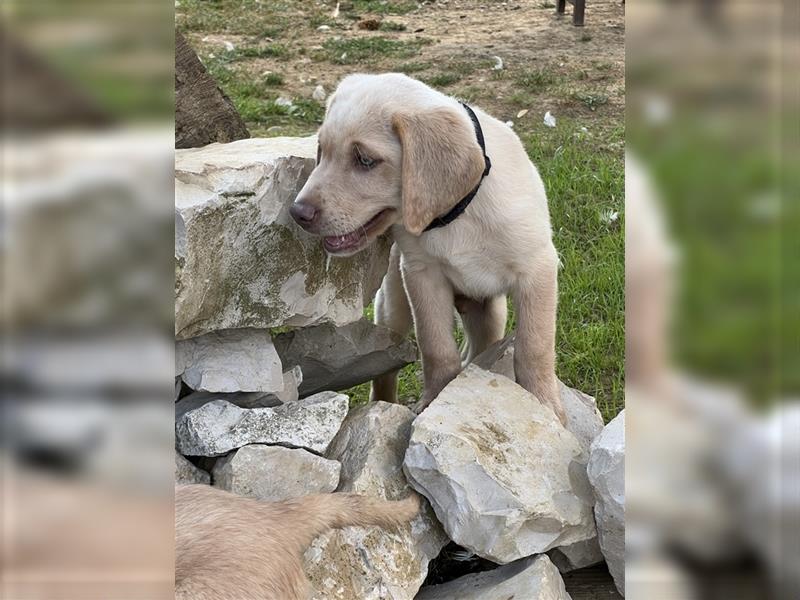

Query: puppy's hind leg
371;244;413;403
459;295;508;365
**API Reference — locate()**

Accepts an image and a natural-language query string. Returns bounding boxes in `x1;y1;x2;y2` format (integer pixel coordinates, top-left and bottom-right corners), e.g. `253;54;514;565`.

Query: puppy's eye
354;146;377;170
316;144;321;165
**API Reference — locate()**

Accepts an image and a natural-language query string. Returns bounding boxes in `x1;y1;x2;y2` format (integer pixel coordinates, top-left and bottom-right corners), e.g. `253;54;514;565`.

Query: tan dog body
175;484;419;600
294;74;564;421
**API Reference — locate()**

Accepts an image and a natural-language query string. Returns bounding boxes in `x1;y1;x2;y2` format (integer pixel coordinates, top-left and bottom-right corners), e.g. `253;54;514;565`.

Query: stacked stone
174;138;625;599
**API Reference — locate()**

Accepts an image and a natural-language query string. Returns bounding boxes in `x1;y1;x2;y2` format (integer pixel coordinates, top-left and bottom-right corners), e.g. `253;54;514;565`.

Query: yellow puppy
175;484;420;600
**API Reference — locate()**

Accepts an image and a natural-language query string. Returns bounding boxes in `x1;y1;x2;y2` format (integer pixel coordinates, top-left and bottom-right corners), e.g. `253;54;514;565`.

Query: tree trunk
175;31;249;149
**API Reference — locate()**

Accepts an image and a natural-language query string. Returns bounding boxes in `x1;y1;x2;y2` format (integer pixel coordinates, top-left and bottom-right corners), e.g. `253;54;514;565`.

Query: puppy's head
291;74;486;256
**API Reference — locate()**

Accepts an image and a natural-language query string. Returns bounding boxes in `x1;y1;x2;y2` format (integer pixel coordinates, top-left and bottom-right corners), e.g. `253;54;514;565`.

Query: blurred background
625;0;798;598
1;0;797;599
2;1;175;599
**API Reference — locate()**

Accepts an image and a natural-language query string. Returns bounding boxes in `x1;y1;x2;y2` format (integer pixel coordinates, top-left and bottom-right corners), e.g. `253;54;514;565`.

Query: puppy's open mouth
323;209;393;254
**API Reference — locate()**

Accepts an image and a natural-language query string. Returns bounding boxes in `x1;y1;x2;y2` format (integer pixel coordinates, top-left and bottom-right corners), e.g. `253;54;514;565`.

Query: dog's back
175;484;420;600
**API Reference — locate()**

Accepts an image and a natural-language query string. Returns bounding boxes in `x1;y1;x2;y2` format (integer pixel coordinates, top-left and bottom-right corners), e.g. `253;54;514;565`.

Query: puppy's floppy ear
392;107;486;235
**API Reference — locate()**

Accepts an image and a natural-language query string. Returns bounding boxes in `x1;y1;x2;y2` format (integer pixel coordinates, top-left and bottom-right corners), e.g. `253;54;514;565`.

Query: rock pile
174;137;625;598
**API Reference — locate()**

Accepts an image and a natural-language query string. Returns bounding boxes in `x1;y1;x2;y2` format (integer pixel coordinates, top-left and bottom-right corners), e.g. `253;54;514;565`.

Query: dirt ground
181;0;624;137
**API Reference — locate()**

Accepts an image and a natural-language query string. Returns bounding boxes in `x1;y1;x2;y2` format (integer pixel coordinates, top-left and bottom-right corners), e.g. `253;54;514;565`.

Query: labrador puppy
291;73;565;423
175;484;420;600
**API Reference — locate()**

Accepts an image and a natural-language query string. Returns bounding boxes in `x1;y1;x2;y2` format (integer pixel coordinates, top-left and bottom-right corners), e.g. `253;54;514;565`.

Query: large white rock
175;137;390;339
404;365;596;564
472;335;606;568
212;444;340;501
587;410;625;596
175;328;283;393
559;383;606;456
175;391;349;456
274;319;416;397
303;402;448;600
472;334;604;453
416;555;570;600
175;451;210;485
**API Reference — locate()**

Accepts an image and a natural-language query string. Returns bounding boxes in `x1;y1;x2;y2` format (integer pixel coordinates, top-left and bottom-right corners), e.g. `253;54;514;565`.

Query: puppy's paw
521;378;567;426
549;399;568;427
411;395;433;415
537;388;567;426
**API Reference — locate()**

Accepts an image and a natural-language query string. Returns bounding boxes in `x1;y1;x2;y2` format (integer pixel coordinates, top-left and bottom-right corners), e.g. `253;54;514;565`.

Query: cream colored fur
175;484;419;600
295;73;565;422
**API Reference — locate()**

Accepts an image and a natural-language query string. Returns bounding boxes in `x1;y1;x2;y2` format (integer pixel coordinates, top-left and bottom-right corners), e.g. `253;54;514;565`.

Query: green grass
204;56;323;135
262;72;284;86
516;67;559;91
525;120;625;420
348;0;418;15
227;44;289;60
571;91;609;111
177;0;289;37
423;72;462;87
319;36;431;64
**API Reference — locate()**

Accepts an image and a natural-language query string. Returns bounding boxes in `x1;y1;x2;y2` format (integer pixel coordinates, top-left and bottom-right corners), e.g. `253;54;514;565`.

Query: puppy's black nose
290;200;318;228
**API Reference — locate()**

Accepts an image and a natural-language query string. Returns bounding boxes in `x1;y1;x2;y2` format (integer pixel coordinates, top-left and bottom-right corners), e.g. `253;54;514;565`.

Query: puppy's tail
288;492;421;548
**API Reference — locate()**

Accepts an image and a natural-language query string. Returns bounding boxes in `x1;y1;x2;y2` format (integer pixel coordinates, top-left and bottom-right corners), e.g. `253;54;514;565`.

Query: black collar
423;102;492;232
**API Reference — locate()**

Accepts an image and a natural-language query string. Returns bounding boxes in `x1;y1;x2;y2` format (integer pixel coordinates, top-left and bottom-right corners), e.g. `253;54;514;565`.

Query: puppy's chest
395;227;515;297
435;249;513;298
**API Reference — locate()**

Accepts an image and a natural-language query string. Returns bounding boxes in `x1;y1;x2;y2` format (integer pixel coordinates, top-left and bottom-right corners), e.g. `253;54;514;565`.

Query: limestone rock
174;366;303;419
558;382;605;455
175;137;390;339
213;444;340;501
175;391;349;456
473;334;604;453
587;410;625;595
471;332;516;379
416;555;570;600
303;402;448;600
403;365;596;564
272;365;303;404
548;536;604;573
176;328;283;393
175;451;210;485
274;320;416;397
175;390;278;422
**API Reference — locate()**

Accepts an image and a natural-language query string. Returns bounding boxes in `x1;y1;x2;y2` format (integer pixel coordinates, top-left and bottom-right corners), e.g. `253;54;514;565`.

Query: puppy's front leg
401;262;461;411
514;255;566;425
